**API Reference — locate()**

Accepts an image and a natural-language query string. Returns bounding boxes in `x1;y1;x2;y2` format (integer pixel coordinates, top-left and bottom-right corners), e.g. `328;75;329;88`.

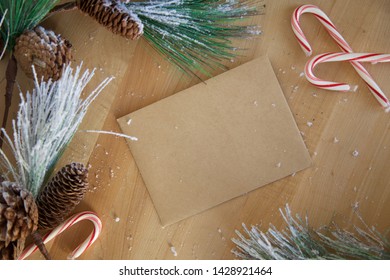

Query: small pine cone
77;0;144;40
36;163;89;230
0;181;38;259
14;26;73;81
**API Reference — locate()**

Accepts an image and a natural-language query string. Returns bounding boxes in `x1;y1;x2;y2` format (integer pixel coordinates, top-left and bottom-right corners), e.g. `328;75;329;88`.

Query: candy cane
18;211;102;260
305;53;390;97
292;4;390;108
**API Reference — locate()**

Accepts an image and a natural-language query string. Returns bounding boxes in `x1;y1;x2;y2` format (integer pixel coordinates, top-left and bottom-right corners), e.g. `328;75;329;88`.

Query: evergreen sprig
0;0;59;51
0;64;113;197
232;204;390;260
124;0;263;77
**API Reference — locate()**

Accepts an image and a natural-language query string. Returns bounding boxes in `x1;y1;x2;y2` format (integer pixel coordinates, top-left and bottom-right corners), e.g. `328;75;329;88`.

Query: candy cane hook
18;211;102;260
292;4;390;108
305;53;390;95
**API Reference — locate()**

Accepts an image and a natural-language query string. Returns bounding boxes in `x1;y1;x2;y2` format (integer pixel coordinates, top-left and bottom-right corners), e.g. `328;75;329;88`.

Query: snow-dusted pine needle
0;9;8;60
124;0;263;77
232;204;390;260
83;130;138;141
0;63;113;197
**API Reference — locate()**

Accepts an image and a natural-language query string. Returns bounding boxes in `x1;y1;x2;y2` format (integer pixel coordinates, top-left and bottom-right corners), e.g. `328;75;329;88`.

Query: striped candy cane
306;53;390;96
292;4;390;108
18;211;102;260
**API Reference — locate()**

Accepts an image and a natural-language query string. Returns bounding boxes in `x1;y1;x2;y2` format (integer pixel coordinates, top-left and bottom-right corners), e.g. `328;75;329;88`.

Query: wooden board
1;0;389;259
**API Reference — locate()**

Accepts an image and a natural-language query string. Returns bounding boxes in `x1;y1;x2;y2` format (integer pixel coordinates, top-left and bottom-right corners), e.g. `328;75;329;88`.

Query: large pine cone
36;163;89;230
77;0;144;40
0;181;38;260
14;26;73;81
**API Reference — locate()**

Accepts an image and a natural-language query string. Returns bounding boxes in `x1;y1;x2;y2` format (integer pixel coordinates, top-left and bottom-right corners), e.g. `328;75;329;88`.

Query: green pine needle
232;204;390;260
0;0;59;51
124;0;263;78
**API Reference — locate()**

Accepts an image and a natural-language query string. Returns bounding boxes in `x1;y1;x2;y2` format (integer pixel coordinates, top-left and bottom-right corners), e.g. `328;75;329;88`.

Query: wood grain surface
1;0;389;259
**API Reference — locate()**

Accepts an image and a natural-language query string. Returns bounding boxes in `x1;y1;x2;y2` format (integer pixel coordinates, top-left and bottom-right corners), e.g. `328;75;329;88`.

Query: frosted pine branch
124;0;264;77
0;63;113;197
232;204;390;260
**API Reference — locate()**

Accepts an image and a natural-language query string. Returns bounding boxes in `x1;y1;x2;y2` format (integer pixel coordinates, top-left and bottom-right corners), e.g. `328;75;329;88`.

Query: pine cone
0;181;38;259
0;240;24;260
77;0;144;40
36;163;89;230
14;26;73;81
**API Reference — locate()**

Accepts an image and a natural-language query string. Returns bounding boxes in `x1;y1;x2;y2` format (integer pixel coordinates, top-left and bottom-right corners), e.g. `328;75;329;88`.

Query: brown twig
0;54;17;149
48;1;78;17
32;231;52;260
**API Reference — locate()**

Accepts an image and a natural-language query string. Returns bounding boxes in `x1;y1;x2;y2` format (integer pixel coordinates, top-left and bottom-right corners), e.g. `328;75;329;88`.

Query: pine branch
31;231;51;260
0;0;59;50
0;63;113;197
76;0;264;78
232;204;390;260
0;54;17;148
0;1;61;148
125;0;264;77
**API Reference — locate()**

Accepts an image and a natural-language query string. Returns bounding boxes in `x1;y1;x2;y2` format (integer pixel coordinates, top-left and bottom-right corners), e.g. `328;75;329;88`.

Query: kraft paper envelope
118;56;311;226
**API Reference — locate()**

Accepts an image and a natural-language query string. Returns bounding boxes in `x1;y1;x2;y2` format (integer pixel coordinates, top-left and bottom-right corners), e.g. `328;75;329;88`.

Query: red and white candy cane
18;211;102;260
306;53;390;111
292;4;390;109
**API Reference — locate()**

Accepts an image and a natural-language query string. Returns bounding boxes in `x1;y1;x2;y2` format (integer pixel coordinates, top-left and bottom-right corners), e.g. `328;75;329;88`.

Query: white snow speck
127;119;132;125
276;162;282;168
253;100;258;106
170;246;178;257
306;121;313;127
115;217;120;222
333;137;339;143
299;72;305;77
352;85;359;92
352;150;359;157
109;168;114;178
